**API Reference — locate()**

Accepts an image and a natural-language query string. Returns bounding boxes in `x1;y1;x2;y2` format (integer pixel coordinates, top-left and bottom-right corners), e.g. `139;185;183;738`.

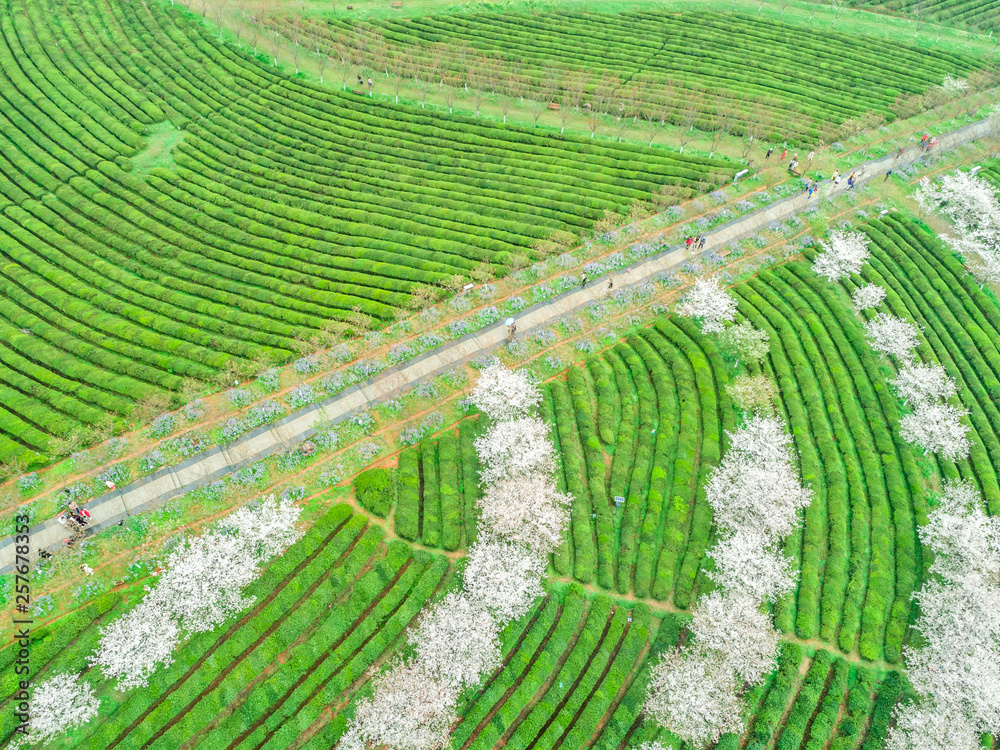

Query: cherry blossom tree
812;230;871;282
689;591;779;686
676;277;738;333
476;474;571;555
91;496;302;689
408;593;501;691
889;481;1000;749
864;313;920;363
899;402;971;460
891;363;958;407
705;417;812;542
24;673;100;744
887;700;980;750
939;74;969;97
474;416;556;486
462;535;546;624
851;283;886;312
644;648;744;746
470;363;541;421
915;172;1000;237
706;530;798;603
340;660;458;750
717;321;769;367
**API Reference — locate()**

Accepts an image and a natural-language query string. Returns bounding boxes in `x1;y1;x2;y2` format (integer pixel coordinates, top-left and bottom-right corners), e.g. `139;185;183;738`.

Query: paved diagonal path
2;115;992;573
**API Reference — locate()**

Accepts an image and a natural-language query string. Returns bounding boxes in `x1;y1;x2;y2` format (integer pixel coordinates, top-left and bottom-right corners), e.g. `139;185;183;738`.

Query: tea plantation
4;0;1000;747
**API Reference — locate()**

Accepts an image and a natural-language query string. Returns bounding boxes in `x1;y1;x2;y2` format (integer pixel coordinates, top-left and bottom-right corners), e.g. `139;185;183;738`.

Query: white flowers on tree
24;673;101;744
469;363;541;421
644;648;744;746
851;283;887;312
476;475;571;555
939;74;969;96
891;363;957;406
463;535;547;624
706;531;797;603
408;593;501;691
90;496;302;690
473;416;555;487
339;661;458;750
899;402;971;461
863;313;920;363
717;321;770;367
644;417;809;746
689;591;779;686
916;171;1000;290
340;363;569;750
676;277;738;333
888;481;1000;750
811;230;871;282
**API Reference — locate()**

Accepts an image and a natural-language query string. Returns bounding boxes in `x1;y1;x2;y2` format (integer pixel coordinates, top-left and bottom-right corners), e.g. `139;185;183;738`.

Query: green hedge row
774;650;836;750
744;642;804;750
354;467;393;518
394;446;421;542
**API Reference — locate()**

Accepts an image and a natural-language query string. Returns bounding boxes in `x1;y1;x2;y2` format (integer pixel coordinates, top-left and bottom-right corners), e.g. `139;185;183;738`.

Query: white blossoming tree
890;363;957;407
25;673;101;745
644;648;744;746
462;535;547;624
851;283;886;312
476;474;571;555
717;321;770;367
676;277;738;333
706;530;798;603
689;591;779;686
899;402;971;460
888;481;1000;749
469;362;541;421
409;593;501;690
812;230;871;282
340;661;458;750
864;313;920;363
939;74;969;97
90;496;302;689
474;416;556;486
915;172;1000;237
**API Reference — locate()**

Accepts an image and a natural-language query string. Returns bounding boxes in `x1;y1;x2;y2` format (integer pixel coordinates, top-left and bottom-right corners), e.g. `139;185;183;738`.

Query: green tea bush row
394;447;421;542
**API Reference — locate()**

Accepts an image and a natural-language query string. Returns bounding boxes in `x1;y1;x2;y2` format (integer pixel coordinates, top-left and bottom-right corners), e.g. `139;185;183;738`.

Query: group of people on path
685;235;707;251
56;492;91;548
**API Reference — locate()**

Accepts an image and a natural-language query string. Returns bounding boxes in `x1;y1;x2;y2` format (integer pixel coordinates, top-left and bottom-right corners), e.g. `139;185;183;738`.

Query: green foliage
354;467;394;518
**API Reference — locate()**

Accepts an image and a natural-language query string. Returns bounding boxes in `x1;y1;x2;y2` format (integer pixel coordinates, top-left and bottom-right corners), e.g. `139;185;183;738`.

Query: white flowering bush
25;673;101;744
899;402;971;461
891;363;957;406
717;321;769;366
888;481;1000;749
864;313;920;362
851;283;887;312
676;277;738;333
726;374;778;415
408;593;501;690
812;230;871;281
476;475;571;555
473;416;555;486
90;496;302;689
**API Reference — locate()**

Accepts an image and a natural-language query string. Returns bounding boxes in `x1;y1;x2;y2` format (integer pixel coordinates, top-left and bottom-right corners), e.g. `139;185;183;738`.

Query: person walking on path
780;148;787;160
808;184;815;199
367;77;373;95
847;173;856;190
580;272;588;288
698;236;706;250
358;73;363;86
766;146;774;159
685;236;693;250
884;169;893;182
607;278;614;293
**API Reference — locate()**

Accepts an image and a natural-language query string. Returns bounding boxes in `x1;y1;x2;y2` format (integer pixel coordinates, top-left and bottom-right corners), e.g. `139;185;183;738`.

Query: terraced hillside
0;0;732;465
823;0;1000;32
292;10;988;142
0;512;903;750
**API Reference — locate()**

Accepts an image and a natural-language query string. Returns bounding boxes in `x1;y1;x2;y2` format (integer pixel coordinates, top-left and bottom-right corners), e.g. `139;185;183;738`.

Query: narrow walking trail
2;115;992;572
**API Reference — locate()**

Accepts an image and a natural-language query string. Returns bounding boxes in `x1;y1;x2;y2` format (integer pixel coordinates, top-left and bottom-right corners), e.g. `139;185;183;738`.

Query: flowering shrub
230;462;267;486
505;296;526;312
182;399;206;421
477;306;500;327
476;283;498;299
320;464;345;485
17;473;42;495
138;450;166;475
387;344;414;364
416;333;444;350
220;418;247;443
317;372;344;394
97;464;131;489
26;674;100;744
148;413;178;439
90;497;302;690
104;437;128;460
350;410;374;432
244;400;285;429
329;344;354;364
287;384;317;410
414;381;439;399
256;369;281;392
448;319;471;337
533;329;557;346
575;338;597;353
226;388;254;408
354;442;381;463
292;356;320;375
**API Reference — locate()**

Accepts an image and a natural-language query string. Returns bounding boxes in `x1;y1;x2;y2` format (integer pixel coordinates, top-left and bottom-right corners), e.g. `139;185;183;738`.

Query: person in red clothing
685;236;693;249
